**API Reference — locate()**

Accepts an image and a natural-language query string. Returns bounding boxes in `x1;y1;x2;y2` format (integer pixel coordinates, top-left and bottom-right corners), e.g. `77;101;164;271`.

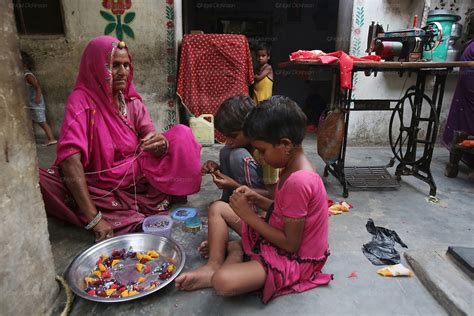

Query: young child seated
201;95;279;202
252;43;273;104
176;96;332;304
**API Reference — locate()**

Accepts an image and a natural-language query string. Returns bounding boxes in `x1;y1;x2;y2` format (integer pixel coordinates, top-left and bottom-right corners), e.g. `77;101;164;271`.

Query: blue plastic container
171;207;197;222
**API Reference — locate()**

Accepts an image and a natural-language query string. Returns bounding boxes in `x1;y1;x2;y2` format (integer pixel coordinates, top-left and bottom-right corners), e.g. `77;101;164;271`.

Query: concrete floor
36;135;474;315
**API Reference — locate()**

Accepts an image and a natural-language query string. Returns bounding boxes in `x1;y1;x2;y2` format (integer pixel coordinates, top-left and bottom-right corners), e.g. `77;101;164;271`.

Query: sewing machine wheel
423;22;442;53
389;90;438;165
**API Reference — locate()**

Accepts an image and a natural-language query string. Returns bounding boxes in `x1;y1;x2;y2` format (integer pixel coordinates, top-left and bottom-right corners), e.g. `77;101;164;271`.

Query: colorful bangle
85;211;102;230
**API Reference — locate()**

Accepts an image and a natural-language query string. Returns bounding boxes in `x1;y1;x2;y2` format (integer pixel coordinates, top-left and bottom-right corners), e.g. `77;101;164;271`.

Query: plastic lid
171;207;197;221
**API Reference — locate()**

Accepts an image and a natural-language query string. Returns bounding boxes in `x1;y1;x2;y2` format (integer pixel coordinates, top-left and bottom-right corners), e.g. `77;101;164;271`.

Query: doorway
182;0;340;109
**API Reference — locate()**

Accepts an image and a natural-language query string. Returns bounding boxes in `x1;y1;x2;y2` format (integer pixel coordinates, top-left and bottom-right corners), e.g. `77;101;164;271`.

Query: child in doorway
21;51;57;146
201;95;279;202
252;43;273;104
176;96;332;304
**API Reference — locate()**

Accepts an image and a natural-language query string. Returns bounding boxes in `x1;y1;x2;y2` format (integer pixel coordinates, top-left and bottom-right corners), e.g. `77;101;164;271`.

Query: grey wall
0;1;58;314
336;0;354;52
19;0;174;137
346;0;472;145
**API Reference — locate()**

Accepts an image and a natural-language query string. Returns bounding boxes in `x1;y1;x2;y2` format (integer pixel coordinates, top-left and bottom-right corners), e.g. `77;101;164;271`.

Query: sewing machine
366;22;441;62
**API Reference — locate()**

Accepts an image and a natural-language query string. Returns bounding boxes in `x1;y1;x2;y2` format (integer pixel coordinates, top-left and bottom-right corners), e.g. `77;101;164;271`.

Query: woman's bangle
85;211;102;230
163;138;169;155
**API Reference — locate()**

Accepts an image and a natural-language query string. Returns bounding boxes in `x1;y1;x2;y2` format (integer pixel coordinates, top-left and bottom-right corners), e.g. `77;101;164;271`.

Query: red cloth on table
289;50;381;89
177;34;254;143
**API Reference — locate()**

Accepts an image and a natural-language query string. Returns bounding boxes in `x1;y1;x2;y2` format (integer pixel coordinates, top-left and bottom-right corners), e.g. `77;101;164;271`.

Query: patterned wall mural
99;0;178;130
164;0;178;130
350;0;365;96
101;0;136;40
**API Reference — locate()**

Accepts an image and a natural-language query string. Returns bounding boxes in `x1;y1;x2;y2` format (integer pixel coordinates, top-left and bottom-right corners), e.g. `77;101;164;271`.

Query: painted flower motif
103;0;132;15
166;0;173;5
166;21;174;29
353;28;361;36
167;100;175;108
167;48;174;55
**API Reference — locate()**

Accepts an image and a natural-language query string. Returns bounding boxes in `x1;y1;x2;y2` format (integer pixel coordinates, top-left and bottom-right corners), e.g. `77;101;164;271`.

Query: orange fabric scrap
329;201;353;215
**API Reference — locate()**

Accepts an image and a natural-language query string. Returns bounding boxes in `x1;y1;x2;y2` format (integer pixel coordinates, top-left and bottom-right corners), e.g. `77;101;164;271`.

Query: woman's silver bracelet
85;211;102;230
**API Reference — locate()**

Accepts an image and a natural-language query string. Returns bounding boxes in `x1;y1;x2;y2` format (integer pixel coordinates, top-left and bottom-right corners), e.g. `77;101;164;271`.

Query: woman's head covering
74;35;142;108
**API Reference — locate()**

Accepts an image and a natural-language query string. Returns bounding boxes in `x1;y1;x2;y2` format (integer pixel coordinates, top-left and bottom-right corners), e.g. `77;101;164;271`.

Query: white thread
89;144;143;201
83;144;143;175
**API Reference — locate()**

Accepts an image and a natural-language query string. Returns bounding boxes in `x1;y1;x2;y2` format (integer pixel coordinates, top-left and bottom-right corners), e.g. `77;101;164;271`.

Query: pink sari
39;36;202;235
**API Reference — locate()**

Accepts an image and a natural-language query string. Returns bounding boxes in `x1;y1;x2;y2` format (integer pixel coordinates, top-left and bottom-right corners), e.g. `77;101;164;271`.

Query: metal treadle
345;166;400;190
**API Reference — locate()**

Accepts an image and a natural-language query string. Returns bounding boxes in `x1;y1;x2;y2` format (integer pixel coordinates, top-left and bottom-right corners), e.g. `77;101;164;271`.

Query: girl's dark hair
244;95;307;145
255;43;271;55
215;95;255;134
20;51;34;70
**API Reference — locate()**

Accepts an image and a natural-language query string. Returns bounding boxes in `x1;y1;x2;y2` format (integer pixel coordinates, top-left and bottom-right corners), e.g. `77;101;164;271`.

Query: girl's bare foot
198;240;209;259
175;264;218;291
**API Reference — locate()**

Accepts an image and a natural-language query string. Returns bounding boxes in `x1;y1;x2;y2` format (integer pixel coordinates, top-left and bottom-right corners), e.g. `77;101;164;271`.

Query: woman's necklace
117;91;127;117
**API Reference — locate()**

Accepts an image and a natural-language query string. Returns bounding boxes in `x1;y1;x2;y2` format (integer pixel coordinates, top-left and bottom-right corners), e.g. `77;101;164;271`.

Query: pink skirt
39;167;169;235
241;223;333;304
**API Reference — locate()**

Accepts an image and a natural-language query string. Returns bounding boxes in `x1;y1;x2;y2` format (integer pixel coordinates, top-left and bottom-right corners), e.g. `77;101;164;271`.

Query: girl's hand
235;185;259;204
229;190;255;221
93;218;114;242
211;170;239;190
141;133;168;157
201;160;219;175
35;96;41;105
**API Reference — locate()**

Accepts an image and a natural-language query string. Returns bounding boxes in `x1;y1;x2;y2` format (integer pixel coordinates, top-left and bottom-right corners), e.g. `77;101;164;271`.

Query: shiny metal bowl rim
65;233;185;303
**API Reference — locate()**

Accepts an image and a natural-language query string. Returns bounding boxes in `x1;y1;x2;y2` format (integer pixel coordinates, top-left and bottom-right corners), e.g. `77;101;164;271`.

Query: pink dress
241;170;332;303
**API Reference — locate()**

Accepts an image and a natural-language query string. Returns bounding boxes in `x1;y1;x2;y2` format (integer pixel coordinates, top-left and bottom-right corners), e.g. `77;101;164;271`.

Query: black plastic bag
362;219;408;265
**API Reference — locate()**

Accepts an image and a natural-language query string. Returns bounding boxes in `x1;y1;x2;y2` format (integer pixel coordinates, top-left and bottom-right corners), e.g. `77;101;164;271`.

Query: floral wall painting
101;0;136;40
165;0;177;129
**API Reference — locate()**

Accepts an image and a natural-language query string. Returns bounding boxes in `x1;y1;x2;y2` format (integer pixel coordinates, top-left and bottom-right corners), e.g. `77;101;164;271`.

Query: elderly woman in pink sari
40;36;202;242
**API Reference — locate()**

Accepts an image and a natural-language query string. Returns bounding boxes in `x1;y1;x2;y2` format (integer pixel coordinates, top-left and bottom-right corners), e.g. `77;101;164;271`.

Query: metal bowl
66;233;185;303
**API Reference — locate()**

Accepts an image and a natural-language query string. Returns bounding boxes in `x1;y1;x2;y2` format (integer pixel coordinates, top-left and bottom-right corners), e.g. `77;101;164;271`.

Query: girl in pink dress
176;95;332;303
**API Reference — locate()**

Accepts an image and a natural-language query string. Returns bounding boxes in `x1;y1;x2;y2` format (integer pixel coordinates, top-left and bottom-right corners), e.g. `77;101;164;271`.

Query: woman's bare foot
175;264;218;291
198;240;209;259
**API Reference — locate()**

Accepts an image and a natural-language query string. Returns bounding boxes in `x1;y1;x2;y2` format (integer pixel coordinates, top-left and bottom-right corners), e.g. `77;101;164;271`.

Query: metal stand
323;68;449;197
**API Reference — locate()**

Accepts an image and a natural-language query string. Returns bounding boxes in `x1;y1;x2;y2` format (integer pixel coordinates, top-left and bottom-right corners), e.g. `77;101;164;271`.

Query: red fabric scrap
289;50;381;89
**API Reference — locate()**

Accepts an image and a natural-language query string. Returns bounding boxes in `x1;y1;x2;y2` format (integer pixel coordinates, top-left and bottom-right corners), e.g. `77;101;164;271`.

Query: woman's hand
229;190;256;221
93;218;114;242
60;154;116;242
211;170;239;190
141;133;168;157
201;160;219;175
